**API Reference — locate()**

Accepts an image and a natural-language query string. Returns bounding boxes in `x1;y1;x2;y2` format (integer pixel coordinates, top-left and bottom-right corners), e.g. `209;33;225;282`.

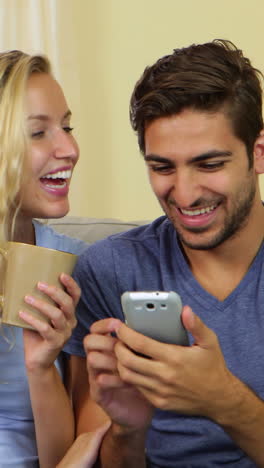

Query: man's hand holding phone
85;293;236;438
115;300;237;423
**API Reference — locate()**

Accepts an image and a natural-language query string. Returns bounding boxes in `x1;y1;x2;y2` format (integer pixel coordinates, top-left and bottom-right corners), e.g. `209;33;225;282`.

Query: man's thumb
181;305;213;347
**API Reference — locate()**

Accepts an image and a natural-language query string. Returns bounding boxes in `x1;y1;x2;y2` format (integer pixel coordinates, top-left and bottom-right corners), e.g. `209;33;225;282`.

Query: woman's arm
22;273;80;468
27;364;75;468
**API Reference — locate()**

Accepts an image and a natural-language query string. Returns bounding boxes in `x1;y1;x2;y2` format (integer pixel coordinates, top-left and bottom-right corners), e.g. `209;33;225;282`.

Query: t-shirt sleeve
34;220;88;255
64;238;124;357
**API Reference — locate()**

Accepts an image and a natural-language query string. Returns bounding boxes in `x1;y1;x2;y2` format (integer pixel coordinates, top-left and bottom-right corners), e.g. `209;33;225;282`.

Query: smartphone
121;291;189;346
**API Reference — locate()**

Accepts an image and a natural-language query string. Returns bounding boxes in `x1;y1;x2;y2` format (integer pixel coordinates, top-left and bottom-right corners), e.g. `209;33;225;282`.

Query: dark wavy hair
130;39;263;167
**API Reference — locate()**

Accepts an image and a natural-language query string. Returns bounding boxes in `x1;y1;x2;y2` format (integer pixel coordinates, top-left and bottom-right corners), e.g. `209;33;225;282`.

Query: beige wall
2;0;264;221
59;0;264;221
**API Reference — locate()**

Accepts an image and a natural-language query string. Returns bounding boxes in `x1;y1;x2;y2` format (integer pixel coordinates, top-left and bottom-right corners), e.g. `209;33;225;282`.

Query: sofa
48;216;148;244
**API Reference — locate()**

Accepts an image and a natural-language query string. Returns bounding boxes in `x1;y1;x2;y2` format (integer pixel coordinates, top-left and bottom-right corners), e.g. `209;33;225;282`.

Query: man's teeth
44;170;72;179
181;204;217;216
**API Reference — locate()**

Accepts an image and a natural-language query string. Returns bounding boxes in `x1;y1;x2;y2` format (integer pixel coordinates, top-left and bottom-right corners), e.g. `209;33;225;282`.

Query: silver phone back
121;291;189;346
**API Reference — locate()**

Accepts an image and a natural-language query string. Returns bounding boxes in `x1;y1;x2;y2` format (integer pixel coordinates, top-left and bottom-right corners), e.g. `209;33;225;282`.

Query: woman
0;50;104;468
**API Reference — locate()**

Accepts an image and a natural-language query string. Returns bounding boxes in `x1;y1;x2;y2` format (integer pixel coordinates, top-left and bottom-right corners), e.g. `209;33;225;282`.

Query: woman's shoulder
33;219;88;255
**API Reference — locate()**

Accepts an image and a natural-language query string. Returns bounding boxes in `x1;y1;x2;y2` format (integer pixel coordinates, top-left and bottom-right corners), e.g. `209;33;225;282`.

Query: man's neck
180;206;264;301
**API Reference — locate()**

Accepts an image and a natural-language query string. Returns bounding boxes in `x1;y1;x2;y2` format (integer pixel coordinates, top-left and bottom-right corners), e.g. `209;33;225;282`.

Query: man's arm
69;319;153;468
115;306;264;467
98;426;147;468
70;355;108;433
214;378;264;467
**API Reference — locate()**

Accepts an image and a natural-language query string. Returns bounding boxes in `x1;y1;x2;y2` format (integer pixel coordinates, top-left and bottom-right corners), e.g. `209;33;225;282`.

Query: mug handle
0;246;7;318
0;246;7;257
0;296;3;318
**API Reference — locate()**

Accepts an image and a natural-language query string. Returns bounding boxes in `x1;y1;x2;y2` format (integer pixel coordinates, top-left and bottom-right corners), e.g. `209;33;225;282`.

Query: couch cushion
48;216;147;244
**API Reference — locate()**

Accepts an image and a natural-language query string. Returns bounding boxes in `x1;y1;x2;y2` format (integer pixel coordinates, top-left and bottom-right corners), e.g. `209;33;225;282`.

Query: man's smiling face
144;108;257;250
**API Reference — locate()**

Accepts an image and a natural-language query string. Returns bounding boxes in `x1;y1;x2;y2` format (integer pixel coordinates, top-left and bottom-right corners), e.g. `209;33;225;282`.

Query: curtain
0;0;61;75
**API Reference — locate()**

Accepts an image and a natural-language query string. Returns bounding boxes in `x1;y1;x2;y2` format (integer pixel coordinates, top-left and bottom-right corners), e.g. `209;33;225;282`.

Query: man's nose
170;170;202;208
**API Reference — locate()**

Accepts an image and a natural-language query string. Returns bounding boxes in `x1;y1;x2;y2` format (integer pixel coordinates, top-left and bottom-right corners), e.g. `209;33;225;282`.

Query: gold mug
0;242;77;329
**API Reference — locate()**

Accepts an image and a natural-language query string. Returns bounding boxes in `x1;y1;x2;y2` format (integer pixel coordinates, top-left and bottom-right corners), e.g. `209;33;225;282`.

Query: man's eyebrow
144;150;232;163
144;154;171;163
27;110;72;121
191;150;232;163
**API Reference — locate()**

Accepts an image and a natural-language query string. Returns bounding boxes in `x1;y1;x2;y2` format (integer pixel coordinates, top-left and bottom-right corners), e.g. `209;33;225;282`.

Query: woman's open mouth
40;169;72;193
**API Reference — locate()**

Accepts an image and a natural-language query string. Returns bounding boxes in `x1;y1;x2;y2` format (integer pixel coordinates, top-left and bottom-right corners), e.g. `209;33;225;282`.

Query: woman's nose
53;130;79;161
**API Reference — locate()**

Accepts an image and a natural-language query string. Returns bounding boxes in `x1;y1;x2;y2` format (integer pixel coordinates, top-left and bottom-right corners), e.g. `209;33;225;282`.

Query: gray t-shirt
0;220;87;468
65;216;263;467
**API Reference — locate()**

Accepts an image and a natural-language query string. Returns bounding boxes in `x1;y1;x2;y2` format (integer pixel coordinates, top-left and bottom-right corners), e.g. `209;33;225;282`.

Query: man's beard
166;179;256;251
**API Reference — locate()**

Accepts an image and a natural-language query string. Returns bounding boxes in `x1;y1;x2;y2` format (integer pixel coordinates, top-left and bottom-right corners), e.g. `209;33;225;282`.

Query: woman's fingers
20;276;80;331
56;421;111;468
59;273;81;307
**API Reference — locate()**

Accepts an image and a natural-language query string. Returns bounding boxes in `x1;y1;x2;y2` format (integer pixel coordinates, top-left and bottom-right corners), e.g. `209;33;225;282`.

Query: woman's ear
254;131;264;174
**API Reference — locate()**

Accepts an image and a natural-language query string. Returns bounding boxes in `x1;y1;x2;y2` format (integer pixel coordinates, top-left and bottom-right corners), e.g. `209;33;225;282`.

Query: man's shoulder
74;215;178;282
78;216;172;257
89;215;169;244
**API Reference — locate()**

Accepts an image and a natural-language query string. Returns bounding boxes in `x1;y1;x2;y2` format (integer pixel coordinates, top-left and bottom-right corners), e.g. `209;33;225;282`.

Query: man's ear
254;132;264;174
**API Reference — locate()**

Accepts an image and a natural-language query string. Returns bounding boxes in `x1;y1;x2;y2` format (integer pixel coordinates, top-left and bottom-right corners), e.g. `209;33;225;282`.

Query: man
65;40;264;467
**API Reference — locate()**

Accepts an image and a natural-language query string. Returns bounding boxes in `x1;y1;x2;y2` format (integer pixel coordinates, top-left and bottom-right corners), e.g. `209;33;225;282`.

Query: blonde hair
0;50;51;243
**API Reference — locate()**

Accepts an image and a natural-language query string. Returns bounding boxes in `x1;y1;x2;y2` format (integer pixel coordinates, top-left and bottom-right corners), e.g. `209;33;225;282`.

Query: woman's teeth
44;170;72;180
40;170;72;188
45;181;67;188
